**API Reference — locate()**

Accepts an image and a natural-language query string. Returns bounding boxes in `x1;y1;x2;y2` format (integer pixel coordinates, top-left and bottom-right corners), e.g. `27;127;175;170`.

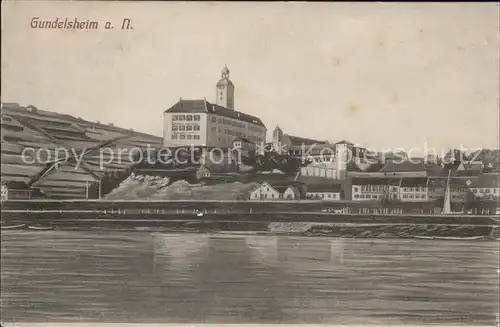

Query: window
354;187;359;192
172;115;178;121
372;195;377;199
194;135;200;140
172;125;178;131
194;115;200;121
180;135;185;139
187;135;192;140
186;125;193;131
211;117;217;123
354;194;359;199
179;115;186;121
179;125;186;131
194;124;200;131
494;189;497;193
473;189;477;193
485;189;490;193
328;194;332;198
392;187;397;192
187;115;193;121
220;97;223;100
171;134;178;139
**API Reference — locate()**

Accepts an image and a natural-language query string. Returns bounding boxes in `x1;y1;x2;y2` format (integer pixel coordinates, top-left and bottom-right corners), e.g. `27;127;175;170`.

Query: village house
248;181;301;200
351;177;401;201
450;178;470;203
0;181;33;200
305;182;343;201
426;177;447;202
468;173;500;199
399;177;428;202
455;161;484;177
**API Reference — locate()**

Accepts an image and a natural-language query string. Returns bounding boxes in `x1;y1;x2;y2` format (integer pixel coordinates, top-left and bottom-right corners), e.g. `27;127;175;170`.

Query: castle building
163;66;266;148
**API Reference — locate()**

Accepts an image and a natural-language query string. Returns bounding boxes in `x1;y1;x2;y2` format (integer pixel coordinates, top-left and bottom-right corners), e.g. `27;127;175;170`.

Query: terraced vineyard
1;102;162;199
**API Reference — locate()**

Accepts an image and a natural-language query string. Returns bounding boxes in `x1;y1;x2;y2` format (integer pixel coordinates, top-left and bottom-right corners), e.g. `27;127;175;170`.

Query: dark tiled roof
462;162;483;172
164;99;265;127
351;177;401;186
3;181;30;190
334;140;354;146
427;177;447;188
400;178;427;187
233;137;253;144
469;173;500;188
425;164;443;176
455;169;482;177
286;134;327;146
379;160;426;173
450;178;469;189
306;182;342;193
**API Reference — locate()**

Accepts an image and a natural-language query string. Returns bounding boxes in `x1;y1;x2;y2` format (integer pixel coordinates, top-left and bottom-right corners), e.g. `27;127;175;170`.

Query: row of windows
354;194;381;199
172;115;201;121
307;193;338;199
173;124;200;131
401;187;426;192
248;125;263;132
402;194;426;199
472;188;497;194
353;186;397;192
171;134;200;140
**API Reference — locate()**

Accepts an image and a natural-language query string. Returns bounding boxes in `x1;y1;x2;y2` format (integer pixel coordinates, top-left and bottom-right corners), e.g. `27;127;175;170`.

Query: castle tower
272;125;284;150
216;65;235;109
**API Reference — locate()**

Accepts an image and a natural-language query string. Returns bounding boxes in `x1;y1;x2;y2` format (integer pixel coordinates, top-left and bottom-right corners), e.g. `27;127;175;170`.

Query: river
1;230;499;325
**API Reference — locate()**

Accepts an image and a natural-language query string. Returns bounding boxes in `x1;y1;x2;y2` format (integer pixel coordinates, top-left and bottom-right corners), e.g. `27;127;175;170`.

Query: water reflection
1;231;498;325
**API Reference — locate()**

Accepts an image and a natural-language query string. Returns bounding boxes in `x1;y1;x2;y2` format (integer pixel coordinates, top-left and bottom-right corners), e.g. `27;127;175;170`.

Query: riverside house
351;177;401;201
305;182;343;200
249;181;301;200
468;173;500;199
399;177;428;202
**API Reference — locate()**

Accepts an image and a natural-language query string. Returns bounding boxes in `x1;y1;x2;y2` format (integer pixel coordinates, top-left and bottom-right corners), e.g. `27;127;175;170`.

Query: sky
2;1;499;154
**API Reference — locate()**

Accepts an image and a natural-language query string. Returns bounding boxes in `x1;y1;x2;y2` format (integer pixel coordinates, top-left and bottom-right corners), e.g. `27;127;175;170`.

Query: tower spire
216;65;234;109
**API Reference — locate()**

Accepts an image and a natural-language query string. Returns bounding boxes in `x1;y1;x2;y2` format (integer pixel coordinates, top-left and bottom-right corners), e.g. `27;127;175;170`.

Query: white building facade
163;67;266;148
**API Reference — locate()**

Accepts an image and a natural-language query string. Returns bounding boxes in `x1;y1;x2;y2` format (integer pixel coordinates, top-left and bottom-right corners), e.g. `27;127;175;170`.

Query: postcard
1;1;499;326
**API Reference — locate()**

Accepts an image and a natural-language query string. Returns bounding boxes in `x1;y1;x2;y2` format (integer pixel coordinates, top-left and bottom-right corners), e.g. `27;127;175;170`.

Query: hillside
1;102;162;199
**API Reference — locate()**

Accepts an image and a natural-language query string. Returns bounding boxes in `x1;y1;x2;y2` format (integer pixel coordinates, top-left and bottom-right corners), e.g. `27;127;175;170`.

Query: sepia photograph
1;1;499;326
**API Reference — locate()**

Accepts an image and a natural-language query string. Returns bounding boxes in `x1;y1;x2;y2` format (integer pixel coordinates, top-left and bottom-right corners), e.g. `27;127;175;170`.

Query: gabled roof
459;161;484;172
400;177;427;187
164;99;265;127
252;180;302;194
468;173;500;188
379;160;426;173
